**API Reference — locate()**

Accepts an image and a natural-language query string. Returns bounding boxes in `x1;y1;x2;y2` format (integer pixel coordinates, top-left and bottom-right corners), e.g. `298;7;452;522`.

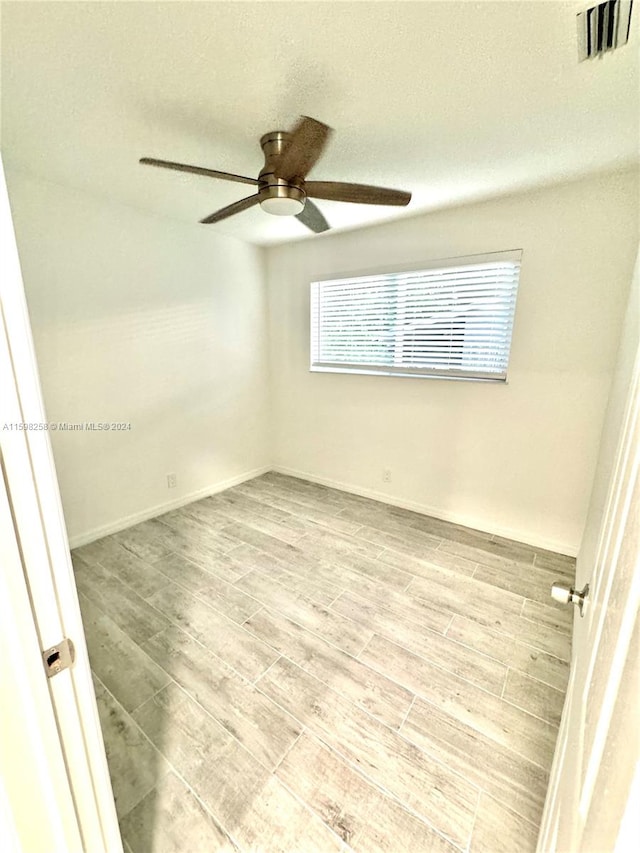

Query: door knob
550;582;589;616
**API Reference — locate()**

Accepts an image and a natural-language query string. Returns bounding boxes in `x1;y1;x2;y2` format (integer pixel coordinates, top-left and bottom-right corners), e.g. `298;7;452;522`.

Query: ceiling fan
140;116;411;233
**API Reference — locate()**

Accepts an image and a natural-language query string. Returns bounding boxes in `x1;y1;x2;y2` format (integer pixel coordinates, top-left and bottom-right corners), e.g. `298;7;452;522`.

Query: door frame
0;155;122;853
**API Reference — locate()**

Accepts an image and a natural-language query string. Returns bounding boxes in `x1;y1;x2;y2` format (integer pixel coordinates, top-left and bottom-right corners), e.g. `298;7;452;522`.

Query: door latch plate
43;638;75;677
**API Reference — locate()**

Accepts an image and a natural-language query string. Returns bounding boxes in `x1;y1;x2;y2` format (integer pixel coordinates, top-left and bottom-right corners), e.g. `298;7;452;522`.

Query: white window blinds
310;252;521;381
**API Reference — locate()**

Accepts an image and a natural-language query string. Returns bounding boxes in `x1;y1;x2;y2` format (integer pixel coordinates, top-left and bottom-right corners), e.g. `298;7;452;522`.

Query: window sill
309;365;508;383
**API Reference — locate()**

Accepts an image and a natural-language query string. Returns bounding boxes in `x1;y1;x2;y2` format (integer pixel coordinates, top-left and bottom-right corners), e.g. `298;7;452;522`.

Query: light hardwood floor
72;472;574;853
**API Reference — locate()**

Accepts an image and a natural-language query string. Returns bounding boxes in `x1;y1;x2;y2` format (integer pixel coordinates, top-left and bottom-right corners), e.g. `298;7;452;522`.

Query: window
310;251;521;382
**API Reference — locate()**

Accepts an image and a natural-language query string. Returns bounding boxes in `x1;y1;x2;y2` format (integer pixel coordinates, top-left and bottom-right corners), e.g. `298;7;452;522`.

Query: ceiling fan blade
140;157;258;186
275;116;333;181
305;181;411;206
296;200;331;234
199;194;261;224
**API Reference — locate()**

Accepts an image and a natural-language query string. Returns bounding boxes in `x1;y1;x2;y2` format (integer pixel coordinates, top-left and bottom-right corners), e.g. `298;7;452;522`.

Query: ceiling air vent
577;0;633;60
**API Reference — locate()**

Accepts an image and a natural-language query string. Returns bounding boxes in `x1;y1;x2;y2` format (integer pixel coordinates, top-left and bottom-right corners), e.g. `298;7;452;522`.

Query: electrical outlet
383;468;392;483
167;473;177;489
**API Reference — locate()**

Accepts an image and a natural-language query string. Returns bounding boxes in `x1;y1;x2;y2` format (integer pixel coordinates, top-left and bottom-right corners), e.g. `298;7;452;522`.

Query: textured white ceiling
1;1;638;246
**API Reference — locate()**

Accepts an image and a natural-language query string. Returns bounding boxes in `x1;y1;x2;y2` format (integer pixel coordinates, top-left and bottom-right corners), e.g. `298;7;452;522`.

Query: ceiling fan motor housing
258;131;306;214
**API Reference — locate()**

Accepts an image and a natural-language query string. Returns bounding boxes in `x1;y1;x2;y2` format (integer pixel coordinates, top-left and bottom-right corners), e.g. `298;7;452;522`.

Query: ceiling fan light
260;196;305;216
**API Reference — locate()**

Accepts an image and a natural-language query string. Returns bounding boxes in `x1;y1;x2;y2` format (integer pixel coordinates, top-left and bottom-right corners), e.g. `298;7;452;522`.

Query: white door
538;347;640;848
0;155;122;852
0;459;83;853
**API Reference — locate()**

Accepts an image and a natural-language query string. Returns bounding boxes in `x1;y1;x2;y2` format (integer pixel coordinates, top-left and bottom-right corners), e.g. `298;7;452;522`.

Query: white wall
6;168;270;545
266;170;639;555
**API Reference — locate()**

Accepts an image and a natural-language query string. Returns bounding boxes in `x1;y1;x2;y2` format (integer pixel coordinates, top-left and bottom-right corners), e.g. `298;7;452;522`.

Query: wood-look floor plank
447;614;571;666
74;558;170;645
354;523;442;554
148;580;278;681
485;535;539;563
221;540;289;576
156;509;229;542
73;535;123;565
79;545;170;600
80;593;171;713
120;771;239;853
401;698;548;825
152;551;226;593
470;792;539;853
503;670;566;726
331;587;451;640
224;488;311;524
227;542;342;606
271;564;343;607
300;525;385;561
533;549;576;574
156;520;240;561
244;608;411;728
278;732;459;852
158;501;230;532
335;593;504;694
473;560;571;607
260;472;352;512
337;503;493;549
206;491;309;544
305;552;413;598
264;473;377;513
233;480;363;535
257;657;479;849
522;599;573;634
93;676;170;820
473;537;540;566
192;550;252;584
229;533;411;604
111;520;174;563
152;552;260;623
441;539;573;584
134;683;343;853
521;651;570;694
142;627;300;769
376;545;478;580
360;634;558;769
235;571;373;656
438;539;537;574
407;567;526;628
337;504;440;538
160;534;250;583
402;515;494;548
299;539;414;591
334;546;419;589
334;499;428;530
407;576;570;666
221;521;318;568
334;578;453;633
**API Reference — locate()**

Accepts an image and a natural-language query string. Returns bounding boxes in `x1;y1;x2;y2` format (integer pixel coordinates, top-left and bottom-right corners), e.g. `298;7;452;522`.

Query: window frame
309;249;523;383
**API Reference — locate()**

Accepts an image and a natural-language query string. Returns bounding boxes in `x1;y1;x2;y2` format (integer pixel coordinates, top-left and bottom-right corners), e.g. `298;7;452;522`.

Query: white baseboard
68;465;271;549
271;465;577;557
